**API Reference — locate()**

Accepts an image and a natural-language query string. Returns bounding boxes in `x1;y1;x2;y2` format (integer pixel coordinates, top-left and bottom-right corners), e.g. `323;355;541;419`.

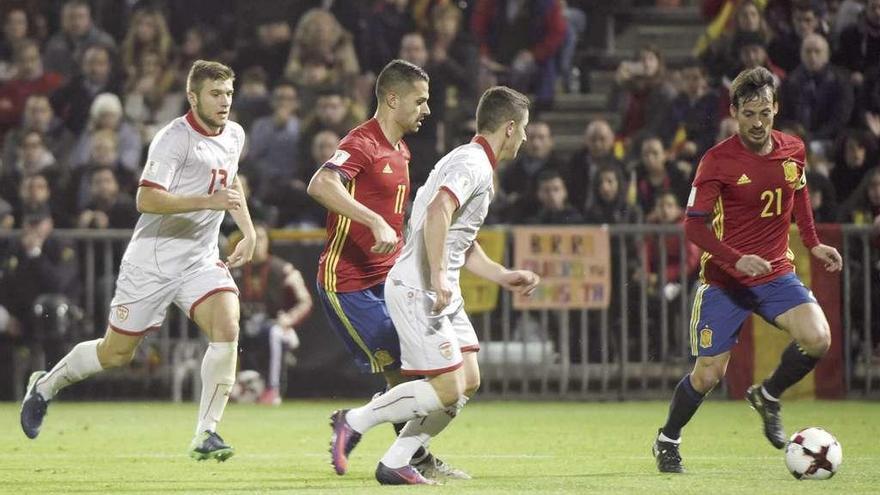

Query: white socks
761;385;780;402
346;379;443;434
381;396;469;468
35;339;104;400
196;341;237;434
658;431;681;444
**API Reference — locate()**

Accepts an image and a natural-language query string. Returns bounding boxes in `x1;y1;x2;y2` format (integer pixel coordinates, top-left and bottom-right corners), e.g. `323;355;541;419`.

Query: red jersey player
652;67;843;474
307;60;467;481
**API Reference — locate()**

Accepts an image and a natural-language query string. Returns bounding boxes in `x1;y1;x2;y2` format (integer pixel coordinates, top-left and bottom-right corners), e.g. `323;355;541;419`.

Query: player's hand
810;244;843;272
430;272;453;314
735;254;772;278
208;188;242;211
499;269;540;296
369;217;398;254
226;235;254;268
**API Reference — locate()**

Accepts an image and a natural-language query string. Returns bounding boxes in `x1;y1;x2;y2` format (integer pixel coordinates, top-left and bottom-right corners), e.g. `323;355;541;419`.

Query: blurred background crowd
0;0;878;390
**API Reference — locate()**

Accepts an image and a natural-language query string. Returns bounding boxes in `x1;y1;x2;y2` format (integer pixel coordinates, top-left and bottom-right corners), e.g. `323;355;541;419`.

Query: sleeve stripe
139;180;167;191
439;186;461;209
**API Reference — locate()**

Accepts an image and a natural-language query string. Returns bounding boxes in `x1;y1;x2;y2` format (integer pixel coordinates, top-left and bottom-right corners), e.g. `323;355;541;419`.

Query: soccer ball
229;370;265;403
785;427;842;480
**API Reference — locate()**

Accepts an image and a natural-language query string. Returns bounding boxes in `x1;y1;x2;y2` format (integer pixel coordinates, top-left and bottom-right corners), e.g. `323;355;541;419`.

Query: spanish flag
726;225;844;399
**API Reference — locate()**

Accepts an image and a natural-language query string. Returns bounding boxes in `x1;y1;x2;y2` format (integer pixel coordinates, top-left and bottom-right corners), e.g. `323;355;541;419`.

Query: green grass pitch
2;400;878;494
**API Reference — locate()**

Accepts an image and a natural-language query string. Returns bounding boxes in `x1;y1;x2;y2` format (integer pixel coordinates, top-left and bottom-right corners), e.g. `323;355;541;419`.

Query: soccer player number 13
208;168;228;194
760;188;782;218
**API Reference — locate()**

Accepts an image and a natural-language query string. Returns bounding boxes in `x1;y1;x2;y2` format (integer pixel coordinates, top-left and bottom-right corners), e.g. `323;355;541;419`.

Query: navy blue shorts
689;272;817;357
317;282;401;374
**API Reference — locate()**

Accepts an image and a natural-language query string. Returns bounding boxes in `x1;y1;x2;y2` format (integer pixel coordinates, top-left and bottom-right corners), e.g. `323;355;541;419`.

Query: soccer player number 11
760;188;782;218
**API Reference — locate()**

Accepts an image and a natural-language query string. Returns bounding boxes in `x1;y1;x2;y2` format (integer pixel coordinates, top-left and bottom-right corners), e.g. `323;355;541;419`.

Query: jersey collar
471;135;497;169
186;110;223;137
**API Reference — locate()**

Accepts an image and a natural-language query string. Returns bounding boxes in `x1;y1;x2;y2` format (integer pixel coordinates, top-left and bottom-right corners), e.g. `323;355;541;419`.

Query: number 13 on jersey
208;168;228;194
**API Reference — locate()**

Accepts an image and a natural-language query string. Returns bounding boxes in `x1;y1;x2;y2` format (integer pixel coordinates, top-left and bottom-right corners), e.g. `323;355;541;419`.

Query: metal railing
1;224;876;399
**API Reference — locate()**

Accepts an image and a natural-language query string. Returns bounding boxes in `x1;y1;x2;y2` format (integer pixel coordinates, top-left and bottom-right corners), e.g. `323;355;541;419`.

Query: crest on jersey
439;341;453;360
699;327;713;349
116;305;130;322
327;149;350;166
782;159;799;184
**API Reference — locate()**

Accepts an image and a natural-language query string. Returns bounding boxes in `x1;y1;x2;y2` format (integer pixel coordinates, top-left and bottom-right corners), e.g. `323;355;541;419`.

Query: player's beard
742;128;770;152
195;99;226;130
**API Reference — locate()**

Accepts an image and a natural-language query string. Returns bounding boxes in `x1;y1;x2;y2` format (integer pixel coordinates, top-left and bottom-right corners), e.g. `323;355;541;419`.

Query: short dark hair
535;168;563;185
475;86;530;133
729;67;777;108
187;59;235;94
375;59;429;101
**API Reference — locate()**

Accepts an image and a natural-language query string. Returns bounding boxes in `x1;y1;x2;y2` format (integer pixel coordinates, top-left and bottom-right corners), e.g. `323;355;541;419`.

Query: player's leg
258;323;284;405
747;274;829;448
653;283;751;472
21;326;145;439
187;289;239;461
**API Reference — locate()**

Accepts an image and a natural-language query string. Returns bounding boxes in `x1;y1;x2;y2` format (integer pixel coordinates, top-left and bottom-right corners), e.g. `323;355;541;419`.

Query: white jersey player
329;87;541;485
21;61;257;462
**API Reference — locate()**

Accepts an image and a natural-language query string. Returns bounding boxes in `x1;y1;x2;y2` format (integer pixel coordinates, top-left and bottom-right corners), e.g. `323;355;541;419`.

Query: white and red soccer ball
785;427;842;480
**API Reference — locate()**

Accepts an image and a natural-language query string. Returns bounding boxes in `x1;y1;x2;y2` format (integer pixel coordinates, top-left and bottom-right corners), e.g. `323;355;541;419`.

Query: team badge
439;342;453;360
782;159;799;184
116;305;130;322
699;327;713;349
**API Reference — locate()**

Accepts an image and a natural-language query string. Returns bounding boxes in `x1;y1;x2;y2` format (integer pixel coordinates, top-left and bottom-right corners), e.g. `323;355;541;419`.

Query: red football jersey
317;118;410;292
687;130;811;288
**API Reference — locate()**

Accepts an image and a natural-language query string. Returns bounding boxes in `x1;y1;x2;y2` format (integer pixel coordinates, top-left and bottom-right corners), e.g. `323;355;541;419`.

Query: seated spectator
298;87;363;162
2;94;75;174
769;0;826;73
564;119;626;214
50;43;122;135
701;0;774;81
76;166;138;229
274;129;338;228
471;0;567;109
0;196;13;228
362;0;416;75
806;169;838;222
124;50;186;144
234;18;292;85
428;2;479;112
499;121;565;220
1;131;65;207
830;129;878;200
175;25;220;87
634;137;691;217
0;8;32;83
0;39;63;137
397;31;442;189
827;0;865;45
12;174;58;227
232;223;311;406
609;45;677;148
284;9;361;105
838;166;880;225
834;0;880;88
523;168;585;225
662;61;721;161
42;0;115;78
231;67;271;131
120;7;173;81
247;81;301;198
583;164;642;224
70;128;137;211
780;34;854;143
69;93;142;175
727;30;786;84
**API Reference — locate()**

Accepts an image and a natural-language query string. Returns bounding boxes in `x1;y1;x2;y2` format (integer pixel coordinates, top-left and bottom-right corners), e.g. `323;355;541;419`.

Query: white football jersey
123;112;245;275
388;138;495;313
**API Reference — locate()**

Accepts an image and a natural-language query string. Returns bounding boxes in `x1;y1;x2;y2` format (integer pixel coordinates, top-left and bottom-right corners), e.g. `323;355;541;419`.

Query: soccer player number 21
208;168;228;194
760;188;782;218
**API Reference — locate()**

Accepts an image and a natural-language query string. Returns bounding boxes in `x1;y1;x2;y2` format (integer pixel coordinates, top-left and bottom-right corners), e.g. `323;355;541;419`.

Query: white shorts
385;279;479;376
108;260;238;335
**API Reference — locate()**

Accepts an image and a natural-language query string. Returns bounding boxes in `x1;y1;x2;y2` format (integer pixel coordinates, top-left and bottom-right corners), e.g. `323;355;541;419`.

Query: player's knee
691;368;722;393
431;377;465;407
211;321;240;342
464;373;481;397
799;327;831;357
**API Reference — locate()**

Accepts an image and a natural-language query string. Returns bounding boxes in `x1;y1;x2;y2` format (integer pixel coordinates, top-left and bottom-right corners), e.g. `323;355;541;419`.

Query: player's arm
791;176;843;272
424;188;457;313
277;264;313;328
136;185;240;215
464;241;539;296
306;167;397;254
225;176;256;268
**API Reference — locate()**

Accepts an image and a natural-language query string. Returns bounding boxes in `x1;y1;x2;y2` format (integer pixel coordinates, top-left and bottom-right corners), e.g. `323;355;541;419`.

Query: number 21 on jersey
760;188;782;217
208;168;228;194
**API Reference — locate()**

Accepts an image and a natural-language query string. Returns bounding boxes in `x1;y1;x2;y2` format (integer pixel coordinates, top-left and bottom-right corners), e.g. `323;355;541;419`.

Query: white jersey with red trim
123;112;245;275
387;139;495;312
